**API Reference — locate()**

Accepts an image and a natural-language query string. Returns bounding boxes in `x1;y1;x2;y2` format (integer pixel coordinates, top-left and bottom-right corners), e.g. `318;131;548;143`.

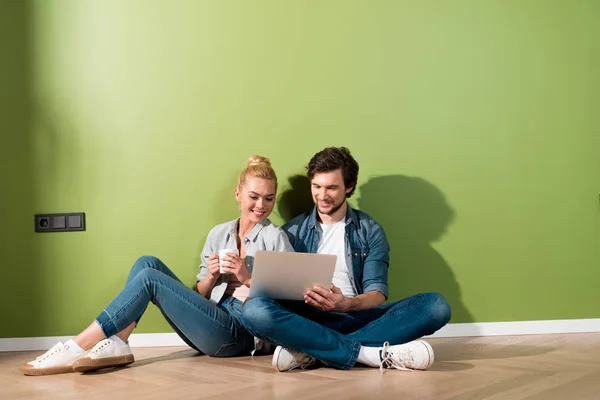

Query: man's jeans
241;293;451;369
95;256;254;357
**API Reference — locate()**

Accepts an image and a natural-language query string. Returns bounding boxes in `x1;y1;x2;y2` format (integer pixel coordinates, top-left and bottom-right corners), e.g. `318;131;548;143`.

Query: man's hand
304;284;352;312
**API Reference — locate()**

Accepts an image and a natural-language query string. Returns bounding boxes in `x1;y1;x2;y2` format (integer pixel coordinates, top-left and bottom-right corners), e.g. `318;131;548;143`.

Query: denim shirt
282;206;390;298
197;218;294;303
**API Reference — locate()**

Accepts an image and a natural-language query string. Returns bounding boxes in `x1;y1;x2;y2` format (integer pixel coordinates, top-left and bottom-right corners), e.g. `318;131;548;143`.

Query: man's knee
425;292;451;328
241;297;277;331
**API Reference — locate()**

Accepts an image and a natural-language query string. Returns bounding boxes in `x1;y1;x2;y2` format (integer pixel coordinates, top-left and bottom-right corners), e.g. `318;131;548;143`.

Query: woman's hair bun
247;155;271;167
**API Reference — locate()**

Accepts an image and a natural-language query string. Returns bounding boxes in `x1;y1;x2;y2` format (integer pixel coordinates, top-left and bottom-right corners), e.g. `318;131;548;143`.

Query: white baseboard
425;318;600;338
2;318;599;352
0;333;189;352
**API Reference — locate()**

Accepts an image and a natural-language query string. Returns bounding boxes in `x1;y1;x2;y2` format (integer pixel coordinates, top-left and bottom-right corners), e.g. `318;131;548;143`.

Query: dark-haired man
242;147;451;371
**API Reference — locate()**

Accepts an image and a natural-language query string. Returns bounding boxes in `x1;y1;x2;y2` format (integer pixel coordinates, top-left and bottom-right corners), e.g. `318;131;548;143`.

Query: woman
22;155;293;375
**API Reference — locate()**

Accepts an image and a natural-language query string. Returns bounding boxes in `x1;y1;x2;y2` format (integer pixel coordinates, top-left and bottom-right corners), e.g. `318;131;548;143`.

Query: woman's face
236;176;277;225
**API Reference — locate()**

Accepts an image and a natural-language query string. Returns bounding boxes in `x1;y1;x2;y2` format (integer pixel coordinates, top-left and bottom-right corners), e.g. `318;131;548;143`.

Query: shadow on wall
278;174;314;222
357;175;473;323
277;173;473;323
0;0;40;337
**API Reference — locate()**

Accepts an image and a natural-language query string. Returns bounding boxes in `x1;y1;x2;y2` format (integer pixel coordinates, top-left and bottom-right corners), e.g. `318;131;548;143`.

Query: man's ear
345;186;354;196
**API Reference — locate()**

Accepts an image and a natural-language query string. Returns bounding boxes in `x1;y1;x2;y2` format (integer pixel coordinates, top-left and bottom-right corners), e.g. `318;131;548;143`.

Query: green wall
1;0;598;338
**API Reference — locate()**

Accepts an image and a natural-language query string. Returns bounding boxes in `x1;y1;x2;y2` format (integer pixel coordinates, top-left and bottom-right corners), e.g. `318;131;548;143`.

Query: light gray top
197;218;294;303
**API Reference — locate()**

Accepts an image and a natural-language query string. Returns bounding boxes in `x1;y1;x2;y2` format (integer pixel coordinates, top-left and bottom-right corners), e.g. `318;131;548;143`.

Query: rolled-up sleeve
196;230;217;282
361;222;390;298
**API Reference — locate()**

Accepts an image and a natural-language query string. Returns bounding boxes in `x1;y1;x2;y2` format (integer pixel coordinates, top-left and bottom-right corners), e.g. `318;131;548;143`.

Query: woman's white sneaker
21;342;88;376
380;339;434;372
72;338;134;372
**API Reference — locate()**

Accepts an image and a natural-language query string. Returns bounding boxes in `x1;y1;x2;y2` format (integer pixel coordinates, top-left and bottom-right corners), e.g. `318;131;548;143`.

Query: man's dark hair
306;147;359;198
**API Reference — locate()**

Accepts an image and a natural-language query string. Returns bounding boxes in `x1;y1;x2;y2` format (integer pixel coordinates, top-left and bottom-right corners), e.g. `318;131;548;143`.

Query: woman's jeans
95;256;254;357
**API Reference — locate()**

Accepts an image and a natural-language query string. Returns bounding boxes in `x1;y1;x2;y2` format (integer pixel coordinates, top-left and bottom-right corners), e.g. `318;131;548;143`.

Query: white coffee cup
218;248;239;274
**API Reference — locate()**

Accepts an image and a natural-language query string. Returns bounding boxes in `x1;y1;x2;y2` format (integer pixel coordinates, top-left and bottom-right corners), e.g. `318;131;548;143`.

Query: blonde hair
238;155;278;190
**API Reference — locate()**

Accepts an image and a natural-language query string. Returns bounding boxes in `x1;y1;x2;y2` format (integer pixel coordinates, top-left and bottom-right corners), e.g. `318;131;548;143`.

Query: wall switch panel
35;212;86;233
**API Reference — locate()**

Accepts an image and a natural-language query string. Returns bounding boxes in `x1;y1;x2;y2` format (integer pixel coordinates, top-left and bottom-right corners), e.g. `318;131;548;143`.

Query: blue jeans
95;256;254;357
241;292;451;369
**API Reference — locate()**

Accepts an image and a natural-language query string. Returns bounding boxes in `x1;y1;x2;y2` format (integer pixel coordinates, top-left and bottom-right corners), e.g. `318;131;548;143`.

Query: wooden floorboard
1;333;599;400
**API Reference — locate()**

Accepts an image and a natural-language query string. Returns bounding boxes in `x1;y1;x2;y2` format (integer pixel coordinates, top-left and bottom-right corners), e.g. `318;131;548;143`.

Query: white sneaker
380;340;434;372
21;341;88;376
272;346;316;372
72;338;134;372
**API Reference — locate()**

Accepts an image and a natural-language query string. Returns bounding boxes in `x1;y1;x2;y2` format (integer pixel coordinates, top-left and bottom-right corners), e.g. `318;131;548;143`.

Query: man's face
310;169;353;216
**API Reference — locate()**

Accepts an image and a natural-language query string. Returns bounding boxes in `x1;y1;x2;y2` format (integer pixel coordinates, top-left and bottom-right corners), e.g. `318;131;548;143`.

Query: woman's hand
196;253;221;298
220;253;251;286
207;254;221;279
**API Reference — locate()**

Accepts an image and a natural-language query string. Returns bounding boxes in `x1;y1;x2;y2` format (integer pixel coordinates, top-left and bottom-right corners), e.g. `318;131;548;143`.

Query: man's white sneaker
380;340;434;372
272;346;316;372
72;338;134;372
21;342;88;376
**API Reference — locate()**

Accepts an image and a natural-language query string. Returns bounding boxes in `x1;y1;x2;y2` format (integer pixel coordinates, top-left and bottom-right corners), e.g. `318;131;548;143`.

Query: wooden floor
1;333;599;400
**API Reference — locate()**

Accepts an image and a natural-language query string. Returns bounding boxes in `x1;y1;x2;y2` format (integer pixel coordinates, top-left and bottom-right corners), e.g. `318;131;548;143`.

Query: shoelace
36;346;63;362
379;341;414;373
91;341;110;354
285;352;316;371
297;356;316;370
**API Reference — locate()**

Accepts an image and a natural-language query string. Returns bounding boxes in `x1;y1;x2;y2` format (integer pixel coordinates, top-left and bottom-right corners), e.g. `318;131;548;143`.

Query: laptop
248;251;337;301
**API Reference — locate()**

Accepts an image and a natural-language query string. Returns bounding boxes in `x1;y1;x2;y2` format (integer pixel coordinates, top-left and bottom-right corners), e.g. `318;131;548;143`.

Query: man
242;147;451;371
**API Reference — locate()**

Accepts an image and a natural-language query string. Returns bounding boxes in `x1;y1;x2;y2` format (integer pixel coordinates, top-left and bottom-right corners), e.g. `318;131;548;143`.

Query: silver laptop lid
248;251;336;301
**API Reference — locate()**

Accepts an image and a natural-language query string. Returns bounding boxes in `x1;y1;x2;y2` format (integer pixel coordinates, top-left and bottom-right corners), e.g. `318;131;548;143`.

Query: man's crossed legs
242;292;451;371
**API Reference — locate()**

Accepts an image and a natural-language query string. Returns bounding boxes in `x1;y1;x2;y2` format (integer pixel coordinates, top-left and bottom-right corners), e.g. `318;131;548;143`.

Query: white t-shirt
318;221;358;298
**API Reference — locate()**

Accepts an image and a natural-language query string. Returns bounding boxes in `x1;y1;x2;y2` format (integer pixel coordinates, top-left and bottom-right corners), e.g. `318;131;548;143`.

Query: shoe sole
272;346;283;371
21;363;74;376
417;340;434;369
72;354;135;373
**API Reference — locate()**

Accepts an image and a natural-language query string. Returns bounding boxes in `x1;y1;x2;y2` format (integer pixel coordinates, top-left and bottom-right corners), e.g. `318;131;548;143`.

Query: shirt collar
227;218;269;242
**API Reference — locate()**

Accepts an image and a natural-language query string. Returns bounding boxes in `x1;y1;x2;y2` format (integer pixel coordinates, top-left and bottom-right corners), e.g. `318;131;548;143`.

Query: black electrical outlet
35;212;86;233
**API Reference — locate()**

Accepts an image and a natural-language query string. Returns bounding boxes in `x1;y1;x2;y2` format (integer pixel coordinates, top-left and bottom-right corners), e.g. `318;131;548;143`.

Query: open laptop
248;251;336;301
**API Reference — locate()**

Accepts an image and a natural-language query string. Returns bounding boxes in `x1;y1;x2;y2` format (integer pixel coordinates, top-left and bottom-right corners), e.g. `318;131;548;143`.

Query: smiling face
311;169;353;221
236;176;277;225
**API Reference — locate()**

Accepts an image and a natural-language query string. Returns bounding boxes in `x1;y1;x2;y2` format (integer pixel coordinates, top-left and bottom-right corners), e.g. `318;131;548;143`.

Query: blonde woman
22;155;293;376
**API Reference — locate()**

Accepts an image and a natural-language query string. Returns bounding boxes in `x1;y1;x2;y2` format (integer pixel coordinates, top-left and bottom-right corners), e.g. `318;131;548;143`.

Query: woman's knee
130;255;163;276
135;255;163;268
